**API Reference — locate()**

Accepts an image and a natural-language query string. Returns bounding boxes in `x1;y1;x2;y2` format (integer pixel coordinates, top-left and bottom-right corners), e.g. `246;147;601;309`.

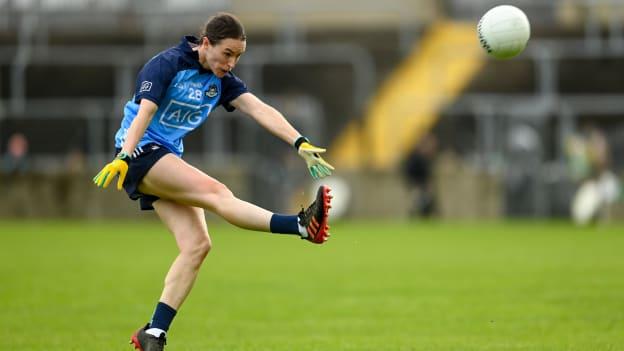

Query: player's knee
200;180;234;211
183;232;211;263
213;181;234;200
197;233;212;258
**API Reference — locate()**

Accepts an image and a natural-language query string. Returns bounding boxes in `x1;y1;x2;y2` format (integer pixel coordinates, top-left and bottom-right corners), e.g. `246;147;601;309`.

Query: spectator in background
402;133;438;218
568;124;621;225
65;146;86;175
586;126;610;177
0;133;32;216
1;132;30;176
57;146;88;217
586;125;621;212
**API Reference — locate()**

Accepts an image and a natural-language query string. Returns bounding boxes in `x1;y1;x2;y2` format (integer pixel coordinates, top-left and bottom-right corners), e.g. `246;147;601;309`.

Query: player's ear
201;36;211;48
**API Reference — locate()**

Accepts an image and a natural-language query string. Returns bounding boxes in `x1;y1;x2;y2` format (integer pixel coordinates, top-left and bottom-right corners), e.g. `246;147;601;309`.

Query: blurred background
0;0;623;222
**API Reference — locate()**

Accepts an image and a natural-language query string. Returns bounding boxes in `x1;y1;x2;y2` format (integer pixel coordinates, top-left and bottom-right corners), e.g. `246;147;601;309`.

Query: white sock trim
145;328;166;338
298;223;308;238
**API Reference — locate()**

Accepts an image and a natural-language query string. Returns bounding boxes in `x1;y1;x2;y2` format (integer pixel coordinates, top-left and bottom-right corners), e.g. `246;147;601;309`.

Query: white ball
571;180;603;226
477;5;531;59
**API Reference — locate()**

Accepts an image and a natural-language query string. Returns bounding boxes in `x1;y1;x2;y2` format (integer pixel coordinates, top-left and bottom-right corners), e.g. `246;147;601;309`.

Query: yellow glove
92;152;130;190
295;136;335;179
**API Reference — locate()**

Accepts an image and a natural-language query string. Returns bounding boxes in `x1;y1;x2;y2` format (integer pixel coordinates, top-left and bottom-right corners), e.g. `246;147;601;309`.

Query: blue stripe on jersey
114;36;248;156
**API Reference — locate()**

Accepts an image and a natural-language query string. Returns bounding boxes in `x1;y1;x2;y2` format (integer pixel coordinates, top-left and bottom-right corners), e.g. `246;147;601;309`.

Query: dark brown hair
200;12;246;45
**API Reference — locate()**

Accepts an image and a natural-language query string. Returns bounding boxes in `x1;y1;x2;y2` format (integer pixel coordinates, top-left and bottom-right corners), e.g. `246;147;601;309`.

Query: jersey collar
180;36;200;59
179;36;212;74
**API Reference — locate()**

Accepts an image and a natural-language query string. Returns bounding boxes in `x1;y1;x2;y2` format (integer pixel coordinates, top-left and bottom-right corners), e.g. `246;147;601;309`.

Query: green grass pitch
1;219;623;350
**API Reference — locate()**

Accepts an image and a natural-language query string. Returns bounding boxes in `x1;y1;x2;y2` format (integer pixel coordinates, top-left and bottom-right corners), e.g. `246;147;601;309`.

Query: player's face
201;37;246;78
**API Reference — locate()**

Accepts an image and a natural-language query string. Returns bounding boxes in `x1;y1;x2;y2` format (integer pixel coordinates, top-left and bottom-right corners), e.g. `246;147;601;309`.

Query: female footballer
92;12;334;351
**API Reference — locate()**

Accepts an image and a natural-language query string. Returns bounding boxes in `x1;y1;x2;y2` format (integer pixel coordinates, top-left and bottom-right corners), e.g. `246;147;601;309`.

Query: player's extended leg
138;153;332;243
130;199;211;351
139;153;332;243
139;154;273;231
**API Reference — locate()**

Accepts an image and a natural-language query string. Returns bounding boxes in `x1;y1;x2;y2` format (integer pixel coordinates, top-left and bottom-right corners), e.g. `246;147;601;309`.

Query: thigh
153;199;209;250
138;153;228;208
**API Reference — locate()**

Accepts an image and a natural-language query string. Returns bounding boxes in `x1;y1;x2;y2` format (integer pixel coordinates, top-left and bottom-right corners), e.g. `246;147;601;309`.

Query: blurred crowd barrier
0;165;501;219
9;150;620;221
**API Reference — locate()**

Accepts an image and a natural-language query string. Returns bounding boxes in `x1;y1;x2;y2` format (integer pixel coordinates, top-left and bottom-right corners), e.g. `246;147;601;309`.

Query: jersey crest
206;84;218;98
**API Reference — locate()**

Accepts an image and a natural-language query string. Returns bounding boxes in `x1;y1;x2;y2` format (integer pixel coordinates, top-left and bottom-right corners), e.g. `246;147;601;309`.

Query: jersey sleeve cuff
221;90;248;112
134;94;161;106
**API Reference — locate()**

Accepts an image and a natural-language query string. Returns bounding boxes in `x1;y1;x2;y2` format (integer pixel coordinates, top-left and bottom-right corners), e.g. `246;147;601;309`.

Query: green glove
295;136;335;179
92;152;130;190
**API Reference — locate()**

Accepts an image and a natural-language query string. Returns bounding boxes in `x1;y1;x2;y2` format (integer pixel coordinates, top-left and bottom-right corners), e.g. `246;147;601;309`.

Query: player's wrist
294;136;310;150
115;151;132;163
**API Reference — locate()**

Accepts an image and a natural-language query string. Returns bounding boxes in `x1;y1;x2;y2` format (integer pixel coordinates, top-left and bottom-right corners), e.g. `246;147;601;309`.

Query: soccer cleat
298;185;333;244
130;324;167;351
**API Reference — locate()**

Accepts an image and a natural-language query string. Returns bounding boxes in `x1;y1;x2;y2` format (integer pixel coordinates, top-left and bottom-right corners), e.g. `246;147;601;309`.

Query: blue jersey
114;36;248;156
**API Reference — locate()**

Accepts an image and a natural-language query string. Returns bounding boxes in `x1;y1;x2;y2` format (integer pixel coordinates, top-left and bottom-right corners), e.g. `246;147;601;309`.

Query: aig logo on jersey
159;100;213;131
206;84;218;98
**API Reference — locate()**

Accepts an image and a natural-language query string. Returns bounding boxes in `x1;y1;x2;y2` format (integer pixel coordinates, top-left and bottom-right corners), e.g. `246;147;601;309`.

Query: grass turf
0;219;623;350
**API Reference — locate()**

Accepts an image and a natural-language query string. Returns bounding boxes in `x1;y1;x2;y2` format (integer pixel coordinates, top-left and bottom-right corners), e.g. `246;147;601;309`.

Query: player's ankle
145;328;166;338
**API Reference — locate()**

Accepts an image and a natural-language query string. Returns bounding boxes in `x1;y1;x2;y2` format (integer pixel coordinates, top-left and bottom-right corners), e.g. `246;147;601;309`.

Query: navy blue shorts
116;143;171;211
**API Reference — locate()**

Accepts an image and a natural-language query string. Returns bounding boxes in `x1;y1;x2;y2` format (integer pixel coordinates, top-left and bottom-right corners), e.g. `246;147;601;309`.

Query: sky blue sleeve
133;53;178;106
219;72;249;112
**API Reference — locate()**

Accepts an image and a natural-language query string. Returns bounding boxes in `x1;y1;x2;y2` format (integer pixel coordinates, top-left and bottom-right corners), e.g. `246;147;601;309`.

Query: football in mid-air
477;5;531;59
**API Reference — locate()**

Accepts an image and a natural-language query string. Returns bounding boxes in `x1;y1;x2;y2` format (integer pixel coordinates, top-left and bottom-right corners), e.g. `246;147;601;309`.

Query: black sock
269;214;300;235
149;301;177;333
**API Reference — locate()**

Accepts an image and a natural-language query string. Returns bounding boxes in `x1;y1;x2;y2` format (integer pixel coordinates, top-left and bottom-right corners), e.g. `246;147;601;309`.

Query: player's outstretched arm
230;92;334;179
93;99;158;190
